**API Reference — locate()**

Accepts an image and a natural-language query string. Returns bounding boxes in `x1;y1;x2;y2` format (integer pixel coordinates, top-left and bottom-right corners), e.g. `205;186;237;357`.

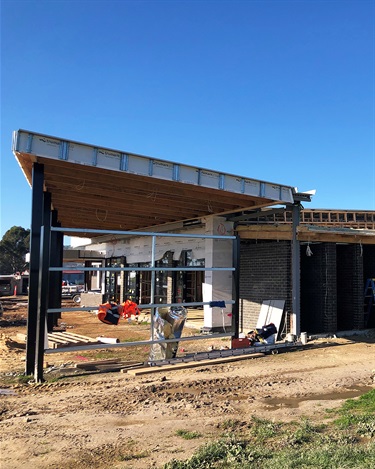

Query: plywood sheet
256;299;285;337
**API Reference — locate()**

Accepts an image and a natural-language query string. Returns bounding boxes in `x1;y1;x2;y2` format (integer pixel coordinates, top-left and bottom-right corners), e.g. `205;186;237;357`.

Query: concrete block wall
363;245;375;327
363;245;375;281
301;243;337;333
239;239;371;335
337;244;364;330
239;240;291;333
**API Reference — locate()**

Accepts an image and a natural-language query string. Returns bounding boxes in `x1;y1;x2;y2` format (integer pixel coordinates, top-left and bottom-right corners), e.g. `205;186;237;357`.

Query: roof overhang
12;130;297;237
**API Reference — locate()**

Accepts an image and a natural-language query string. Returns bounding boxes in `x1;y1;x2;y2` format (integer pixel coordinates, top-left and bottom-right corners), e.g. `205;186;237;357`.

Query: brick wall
363;245;375;327
239;240;291;333
337;244;364;330
363;245;375;281
240;239;372;335
301;243;337;333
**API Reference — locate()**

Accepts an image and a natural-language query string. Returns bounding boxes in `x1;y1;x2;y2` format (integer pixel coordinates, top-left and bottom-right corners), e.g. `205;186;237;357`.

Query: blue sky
1;0;374;238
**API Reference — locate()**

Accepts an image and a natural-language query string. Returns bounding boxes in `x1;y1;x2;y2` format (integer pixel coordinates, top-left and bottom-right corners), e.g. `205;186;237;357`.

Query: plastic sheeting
149;306;188;361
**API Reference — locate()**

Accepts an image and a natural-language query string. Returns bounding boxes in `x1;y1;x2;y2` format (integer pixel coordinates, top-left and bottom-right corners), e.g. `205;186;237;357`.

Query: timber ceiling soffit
16;153;278;235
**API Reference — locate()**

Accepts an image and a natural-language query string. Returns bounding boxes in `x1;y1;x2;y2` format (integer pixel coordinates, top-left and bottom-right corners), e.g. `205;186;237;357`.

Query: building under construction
11;129;375;379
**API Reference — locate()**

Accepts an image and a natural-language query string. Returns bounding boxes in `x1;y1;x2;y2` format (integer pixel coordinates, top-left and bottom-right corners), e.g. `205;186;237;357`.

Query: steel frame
28;188;240;380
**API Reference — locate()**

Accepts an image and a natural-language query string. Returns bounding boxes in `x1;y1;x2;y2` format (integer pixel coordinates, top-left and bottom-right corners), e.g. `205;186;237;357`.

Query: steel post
35;192;52;382
291;203;301;336
47;212;63;331
232;235;240;338
26;163;44;375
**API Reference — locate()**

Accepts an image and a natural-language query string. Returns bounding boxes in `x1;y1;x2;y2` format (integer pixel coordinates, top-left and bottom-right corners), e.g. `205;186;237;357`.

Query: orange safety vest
97;302;122;325
120;300;140;319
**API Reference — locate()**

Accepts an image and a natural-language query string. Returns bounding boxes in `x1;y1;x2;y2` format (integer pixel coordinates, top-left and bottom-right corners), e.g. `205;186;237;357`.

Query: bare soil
0;297;374;469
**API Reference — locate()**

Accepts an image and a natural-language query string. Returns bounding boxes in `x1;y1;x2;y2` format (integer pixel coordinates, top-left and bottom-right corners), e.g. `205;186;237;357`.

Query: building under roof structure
12;129;375;380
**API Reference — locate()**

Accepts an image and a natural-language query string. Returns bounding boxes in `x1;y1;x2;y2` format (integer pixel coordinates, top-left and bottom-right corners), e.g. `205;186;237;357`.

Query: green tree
0;226;30;274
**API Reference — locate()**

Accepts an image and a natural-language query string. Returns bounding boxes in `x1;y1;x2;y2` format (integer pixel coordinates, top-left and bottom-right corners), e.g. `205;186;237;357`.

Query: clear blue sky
1;0;374;238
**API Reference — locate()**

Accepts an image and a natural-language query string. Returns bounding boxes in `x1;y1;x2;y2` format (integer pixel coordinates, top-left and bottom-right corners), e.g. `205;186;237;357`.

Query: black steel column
47;211;63;331
25;163;44;375
291;203;301;337
231;235;241;339
35;191;52;382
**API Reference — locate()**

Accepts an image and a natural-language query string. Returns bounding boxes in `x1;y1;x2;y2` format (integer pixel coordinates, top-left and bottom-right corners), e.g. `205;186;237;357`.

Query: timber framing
236;210;375;244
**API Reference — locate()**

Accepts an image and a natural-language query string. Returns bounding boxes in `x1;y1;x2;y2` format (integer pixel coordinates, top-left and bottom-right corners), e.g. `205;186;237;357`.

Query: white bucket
300;332;307;345
286;333;296;343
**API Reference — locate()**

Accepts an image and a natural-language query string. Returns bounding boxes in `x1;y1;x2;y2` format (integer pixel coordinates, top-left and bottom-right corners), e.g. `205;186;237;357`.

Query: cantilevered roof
13;129;296;235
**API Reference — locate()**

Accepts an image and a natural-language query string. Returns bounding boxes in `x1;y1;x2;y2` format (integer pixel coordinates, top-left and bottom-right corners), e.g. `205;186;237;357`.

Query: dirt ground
0;297;375;469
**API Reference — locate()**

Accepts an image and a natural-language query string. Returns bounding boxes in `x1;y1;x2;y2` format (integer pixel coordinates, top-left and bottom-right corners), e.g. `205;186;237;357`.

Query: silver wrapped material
149;306;188;361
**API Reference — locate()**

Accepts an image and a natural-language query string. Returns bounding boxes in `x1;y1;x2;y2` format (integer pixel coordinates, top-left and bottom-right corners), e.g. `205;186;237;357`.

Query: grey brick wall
301;243;337;333
239;239;371;335
239;240;291;333
363;245;375;281
337;244;364;330
363;245;375;327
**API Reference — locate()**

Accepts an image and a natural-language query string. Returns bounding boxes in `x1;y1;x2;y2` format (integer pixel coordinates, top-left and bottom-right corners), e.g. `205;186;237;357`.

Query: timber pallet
47;332;100;349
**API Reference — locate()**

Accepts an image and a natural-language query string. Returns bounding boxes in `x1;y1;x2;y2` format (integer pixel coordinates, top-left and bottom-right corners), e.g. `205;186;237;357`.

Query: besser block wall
240;240;374;335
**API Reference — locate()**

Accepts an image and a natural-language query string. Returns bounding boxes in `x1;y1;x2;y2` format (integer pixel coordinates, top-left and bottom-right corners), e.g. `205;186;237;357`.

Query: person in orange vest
97;300;140;325
120;300;140;319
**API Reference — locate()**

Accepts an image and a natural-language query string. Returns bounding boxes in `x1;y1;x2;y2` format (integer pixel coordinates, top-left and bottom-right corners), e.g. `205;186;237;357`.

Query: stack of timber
16;331;101;349
47;332;100;349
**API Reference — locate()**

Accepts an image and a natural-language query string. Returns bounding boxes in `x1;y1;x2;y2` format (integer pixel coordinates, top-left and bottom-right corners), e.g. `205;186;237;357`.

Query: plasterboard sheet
256;299;285;334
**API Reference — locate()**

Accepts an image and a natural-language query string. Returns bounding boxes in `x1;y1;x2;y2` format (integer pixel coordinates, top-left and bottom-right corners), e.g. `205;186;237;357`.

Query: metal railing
44;227;238;356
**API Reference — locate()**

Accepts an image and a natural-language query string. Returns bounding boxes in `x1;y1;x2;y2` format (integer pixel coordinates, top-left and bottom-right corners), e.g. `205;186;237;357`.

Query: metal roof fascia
13;129;295;204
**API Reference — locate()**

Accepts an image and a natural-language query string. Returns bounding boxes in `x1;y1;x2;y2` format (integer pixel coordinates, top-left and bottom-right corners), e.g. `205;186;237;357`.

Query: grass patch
57;440;149;468
118;450;150;461
176;429;202;440
164;390;375;469
339;389;375;414
250;416;281;440
331;389;375;438
16;374;34;384
219;418;248;432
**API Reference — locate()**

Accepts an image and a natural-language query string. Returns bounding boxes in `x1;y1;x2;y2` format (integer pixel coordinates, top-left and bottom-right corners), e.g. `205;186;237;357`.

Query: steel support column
35;191;52;382
291;203;301;336
231;235;240;338
47;211;63;331
26;163;44;375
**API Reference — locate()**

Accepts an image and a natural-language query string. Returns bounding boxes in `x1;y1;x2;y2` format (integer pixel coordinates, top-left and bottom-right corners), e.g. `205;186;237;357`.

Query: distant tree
0;226;30;274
